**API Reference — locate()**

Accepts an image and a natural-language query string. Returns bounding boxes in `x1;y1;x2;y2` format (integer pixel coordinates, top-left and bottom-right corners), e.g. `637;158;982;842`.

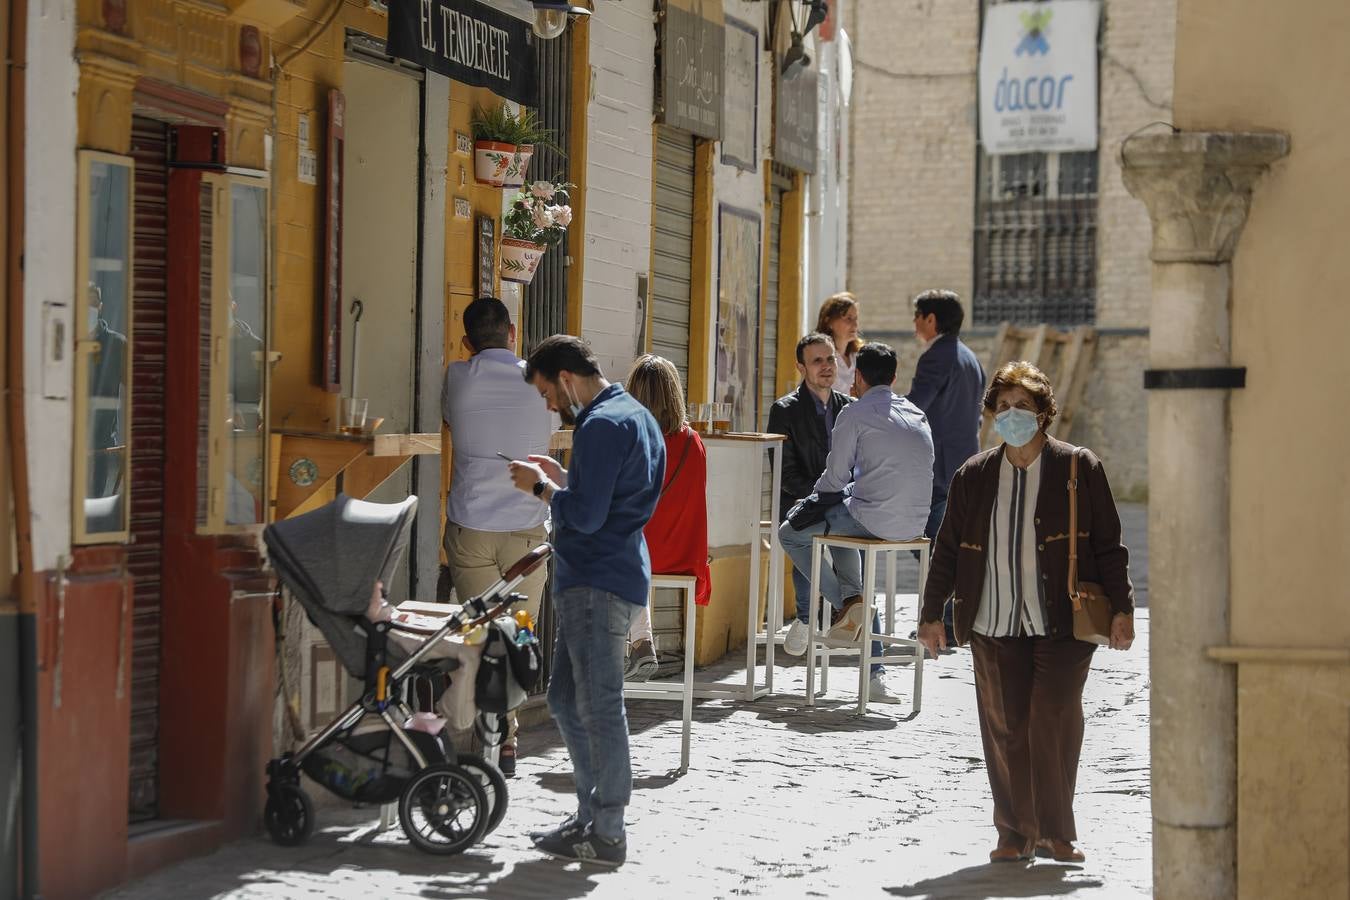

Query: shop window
197;175;270;532
74;151;134;543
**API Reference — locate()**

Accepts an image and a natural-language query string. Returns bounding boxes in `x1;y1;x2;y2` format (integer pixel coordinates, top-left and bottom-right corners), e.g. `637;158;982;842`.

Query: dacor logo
1015;8;1053;56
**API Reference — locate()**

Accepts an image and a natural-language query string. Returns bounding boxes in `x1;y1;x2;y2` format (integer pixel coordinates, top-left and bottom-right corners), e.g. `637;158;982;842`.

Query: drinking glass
340;397;369;435
689;402;711;434
712;402;732;435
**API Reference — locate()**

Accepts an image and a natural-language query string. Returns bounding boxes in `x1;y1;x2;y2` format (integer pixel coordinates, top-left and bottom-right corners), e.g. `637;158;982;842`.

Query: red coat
644;427;712;605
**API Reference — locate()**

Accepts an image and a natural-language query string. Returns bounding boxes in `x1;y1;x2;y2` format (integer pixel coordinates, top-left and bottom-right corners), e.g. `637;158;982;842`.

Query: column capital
1121;131;1289;264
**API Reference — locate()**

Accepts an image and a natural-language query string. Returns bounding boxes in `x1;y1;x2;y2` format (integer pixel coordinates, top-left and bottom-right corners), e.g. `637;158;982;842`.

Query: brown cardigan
920;436;1134;645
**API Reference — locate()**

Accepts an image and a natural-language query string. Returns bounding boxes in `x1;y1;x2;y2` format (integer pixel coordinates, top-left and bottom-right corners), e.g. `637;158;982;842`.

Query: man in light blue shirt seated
441;297;553;774
779;341;934;702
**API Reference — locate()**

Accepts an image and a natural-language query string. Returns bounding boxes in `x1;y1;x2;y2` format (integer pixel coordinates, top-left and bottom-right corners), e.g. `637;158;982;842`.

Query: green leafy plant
470;103;557;150
503;180;575;246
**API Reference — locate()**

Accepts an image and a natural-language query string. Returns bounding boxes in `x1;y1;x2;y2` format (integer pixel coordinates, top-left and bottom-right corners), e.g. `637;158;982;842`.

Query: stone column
1121;132;1288;900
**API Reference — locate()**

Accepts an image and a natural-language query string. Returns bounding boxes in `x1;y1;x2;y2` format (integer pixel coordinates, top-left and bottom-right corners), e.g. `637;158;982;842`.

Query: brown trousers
970;633;1096;845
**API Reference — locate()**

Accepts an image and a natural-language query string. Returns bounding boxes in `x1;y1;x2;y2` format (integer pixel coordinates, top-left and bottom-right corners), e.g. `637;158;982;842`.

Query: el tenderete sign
978;0;1099;155
388;0;537;107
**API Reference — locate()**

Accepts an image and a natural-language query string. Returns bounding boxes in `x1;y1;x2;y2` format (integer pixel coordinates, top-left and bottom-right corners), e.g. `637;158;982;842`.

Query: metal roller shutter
761;169;791;518
127;116;169;822
651;125;696;385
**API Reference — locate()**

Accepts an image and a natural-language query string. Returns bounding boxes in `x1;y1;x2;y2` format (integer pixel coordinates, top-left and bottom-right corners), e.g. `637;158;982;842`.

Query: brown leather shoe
989;841;1032;862
1035;839;1085;862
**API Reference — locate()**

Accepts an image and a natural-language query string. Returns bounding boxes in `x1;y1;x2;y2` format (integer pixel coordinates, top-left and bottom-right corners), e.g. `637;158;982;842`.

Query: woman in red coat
623;354;711;680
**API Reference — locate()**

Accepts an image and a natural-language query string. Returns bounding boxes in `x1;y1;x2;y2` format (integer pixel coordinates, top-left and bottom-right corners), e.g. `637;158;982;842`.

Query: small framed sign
476;215;496;298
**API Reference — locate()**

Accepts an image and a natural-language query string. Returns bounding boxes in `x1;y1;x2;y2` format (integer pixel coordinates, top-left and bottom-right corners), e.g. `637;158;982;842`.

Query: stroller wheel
398;763;489;855
264;782;314;846
457;753;509;836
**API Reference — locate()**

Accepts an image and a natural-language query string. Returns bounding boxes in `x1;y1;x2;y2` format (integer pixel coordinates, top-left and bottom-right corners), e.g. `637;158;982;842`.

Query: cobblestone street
105;580;1152;899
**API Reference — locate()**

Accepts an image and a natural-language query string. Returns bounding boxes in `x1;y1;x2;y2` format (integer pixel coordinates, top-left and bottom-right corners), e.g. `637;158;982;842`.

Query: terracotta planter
500;238;547;284
473;140;534;188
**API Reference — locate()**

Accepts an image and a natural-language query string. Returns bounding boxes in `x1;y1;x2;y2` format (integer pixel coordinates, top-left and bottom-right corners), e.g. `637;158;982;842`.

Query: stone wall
846;0;1173;499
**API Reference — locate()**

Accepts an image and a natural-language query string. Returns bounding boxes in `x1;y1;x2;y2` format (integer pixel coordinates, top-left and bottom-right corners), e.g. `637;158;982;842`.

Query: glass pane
83;160;131;536
225;183;267;526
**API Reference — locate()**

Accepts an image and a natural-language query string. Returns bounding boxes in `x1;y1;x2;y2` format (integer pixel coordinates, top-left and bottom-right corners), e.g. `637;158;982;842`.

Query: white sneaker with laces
783;619;809;656
867;672;901;704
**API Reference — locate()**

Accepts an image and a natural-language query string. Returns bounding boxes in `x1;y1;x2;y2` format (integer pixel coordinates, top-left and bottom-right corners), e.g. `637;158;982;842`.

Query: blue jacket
550;384;666;606
907;333;986;492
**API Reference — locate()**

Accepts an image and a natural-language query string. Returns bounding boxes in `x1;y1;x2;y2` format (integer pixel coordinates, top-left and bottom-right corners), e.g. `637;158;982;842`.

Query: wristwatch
532;480;548;498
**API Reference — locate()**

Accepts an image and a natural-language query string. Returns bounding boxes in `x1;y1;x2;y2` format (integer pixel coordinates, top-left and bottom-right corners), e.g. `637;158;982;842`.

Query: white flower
531;205;554;229
530;180;556;201
551;205;573;227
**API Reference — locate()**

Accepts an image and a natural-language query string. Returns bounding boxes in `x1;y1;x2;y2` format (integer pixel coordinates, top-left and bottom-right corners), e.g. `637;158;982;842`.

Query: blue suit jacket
906;333;985;493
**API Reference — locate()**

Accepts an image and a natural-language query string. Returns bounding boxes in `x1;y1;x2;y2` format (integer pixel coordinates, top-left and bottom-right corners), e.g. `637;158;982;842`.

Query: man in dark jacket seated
767;333;852;656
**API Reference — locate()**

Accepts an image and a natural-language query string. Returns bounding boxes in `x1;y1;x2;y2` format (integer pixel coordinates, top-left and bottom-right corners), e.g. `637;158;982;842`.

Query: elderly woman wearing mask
918;361;1135;865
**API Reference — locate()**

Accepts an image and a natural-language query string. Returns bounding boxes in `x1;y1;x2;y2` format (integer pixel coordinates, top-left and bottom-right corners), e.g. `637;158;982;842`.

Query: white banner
979;0;1099;155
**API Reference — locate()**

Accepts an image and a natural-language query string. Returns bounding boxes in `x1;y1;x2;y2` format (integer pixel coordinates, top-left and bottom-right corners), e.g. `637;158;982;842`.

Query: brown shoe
1035;839;1085;863
825;596;866;643
989;841;1032;862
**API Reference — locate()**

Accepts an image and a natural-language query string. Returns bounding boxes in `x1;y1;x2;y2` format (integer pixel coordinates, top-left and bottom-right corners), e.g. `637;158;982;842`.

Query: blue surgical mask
994;408;1040;447
563;381;583;419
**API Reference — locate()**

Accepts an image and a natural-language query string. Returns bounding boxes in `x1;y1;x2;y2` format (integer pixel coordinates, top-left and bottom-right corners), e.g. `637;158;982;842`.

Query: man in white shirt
442;297;553;774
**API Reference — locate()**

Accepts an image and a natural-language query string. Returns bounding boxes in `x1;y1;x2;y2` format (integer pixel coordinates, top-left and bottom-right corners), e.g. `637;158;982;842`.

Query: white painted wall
579;1;655;380
25;0;78;571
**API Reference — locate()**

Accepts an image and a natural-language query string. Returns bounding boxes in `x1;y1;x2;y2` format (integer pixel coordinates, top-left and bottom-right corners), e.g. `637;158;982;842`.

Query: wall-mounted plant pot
500;144;534;189
500;238;547;285
474;141;535;188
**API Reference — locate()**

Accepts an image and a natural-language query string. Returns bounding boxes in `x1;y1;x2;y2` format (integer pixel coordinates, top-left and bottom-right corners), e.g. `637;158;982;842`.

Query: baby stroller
262;493;548;855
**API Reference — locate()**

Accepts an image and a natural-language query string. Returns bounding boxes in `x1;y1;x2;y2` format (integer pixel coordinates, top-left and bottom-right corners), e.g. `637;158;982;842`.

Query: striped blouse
971;451;1049;638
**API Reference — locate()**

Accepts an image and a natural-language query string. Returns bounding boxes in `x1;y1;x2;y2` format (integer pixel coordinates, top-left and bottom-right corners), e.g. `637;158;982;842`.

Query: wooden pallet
979;323;1098;449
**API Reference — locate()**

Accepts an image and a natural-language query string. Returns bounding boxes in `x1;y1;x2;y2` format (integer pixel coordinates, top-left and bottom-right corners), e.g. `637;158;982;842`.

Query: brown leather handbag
1068;451;1113;645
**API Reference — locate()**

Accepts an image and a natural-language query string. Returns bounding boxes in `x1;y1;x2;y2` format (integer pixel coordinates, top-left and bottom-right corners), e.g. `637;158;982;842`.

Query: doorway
339;57;421;602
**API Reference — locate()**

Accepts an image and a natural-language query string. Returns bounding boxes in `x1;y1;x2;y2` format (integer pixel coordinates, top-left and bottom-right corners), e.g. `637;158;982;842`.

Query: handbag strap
658;430;694;501
1067;449;1082;610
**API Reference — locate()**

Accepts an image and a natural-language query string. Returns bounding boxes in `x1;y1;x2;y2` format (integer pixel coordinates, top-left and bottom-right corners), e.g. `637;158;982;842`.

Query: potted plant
470;103;557;188
500;179;574;285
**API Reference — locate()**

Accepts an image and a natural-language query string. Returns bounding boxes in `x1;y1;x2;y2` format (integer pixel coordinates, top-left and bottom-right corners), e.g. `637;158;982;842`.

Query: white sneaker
783;619;809;656
867;672;901;704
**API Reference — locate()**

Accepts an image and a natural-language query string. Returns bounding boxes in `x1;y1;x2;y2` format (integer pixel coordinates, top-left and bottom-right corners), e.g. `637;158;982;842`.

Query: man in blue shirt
507;335;664;867
779;342;934;701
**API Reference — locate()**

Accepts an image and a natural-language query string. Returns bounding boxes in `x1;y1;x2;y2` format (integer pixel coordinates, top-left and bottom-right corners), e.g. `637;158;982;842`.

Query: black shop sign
659;0;725;140
774;66;818;174
388;0;538;107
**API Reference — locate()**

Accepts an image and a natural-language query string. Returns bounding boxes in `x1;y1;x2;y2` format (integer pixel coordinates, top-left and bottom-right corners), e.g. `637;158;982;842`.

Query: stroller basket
301;722;448;805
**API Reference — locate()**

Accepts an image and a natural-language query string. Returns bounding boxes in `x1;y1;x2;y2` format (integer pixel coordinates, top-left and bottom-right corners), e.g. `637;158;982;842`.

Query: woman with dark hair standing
817;291;863;397
622;354;711;680
917;361;1135;865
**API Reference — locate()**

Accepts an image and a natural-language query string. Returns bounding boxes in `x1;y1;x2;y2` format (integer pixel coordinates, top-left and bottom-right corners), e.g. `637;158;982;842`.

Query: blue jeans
547;584;639;842
779;504;885;673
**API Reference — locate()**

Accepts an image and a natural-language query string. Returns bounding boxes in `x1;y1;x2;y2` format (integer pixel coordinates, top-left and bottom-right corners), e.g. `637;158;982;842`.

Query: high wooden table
270;429;440;520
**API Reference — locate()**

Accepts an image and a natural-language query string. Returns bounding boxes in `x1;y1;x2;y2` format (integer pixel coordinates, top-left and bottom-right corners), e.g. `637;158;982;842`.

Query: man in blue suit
907;290;985;645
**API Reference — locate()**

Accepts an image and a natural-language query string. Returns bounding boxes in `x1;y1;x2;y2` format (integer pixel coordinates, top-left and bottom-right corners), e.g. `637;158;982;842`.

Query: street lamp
780;0;828;75
531;1;591;40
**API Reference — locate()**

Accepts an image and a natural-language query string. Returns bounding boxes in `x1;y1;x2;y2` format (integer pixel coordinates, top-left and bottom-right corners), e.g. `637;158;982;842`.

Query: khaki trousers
444;522;549;747
970;633;1096;846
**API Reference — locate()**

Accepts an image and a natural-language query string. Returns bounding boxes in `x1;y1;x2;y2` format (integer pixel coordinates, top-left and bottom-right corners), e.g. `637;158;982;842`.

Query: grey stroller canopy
264;493;419;674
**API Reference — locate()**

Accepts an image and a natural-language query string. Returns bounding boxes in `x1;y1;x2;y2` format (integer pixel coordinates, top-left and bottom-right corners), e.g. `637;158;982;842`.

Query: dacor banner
978;0;1099;155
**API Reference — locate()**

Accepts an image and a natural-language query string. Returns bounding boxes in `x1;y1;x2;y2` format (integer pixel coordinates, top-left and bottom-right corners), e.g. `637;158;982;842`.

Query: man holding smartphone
507;335;664;867
441;297;553;776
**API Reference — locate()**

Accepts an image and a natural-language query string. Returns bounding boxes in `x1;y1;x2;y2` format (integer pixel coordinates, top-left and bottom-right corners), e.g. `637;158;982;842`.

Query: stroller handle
503;543;552;582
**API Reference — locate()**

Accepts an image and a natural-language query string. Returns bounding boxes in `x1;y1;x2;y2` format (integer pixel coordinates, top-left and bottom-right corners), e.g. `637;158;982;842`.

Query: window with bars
973;149;1098;326
973;0;1099;326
